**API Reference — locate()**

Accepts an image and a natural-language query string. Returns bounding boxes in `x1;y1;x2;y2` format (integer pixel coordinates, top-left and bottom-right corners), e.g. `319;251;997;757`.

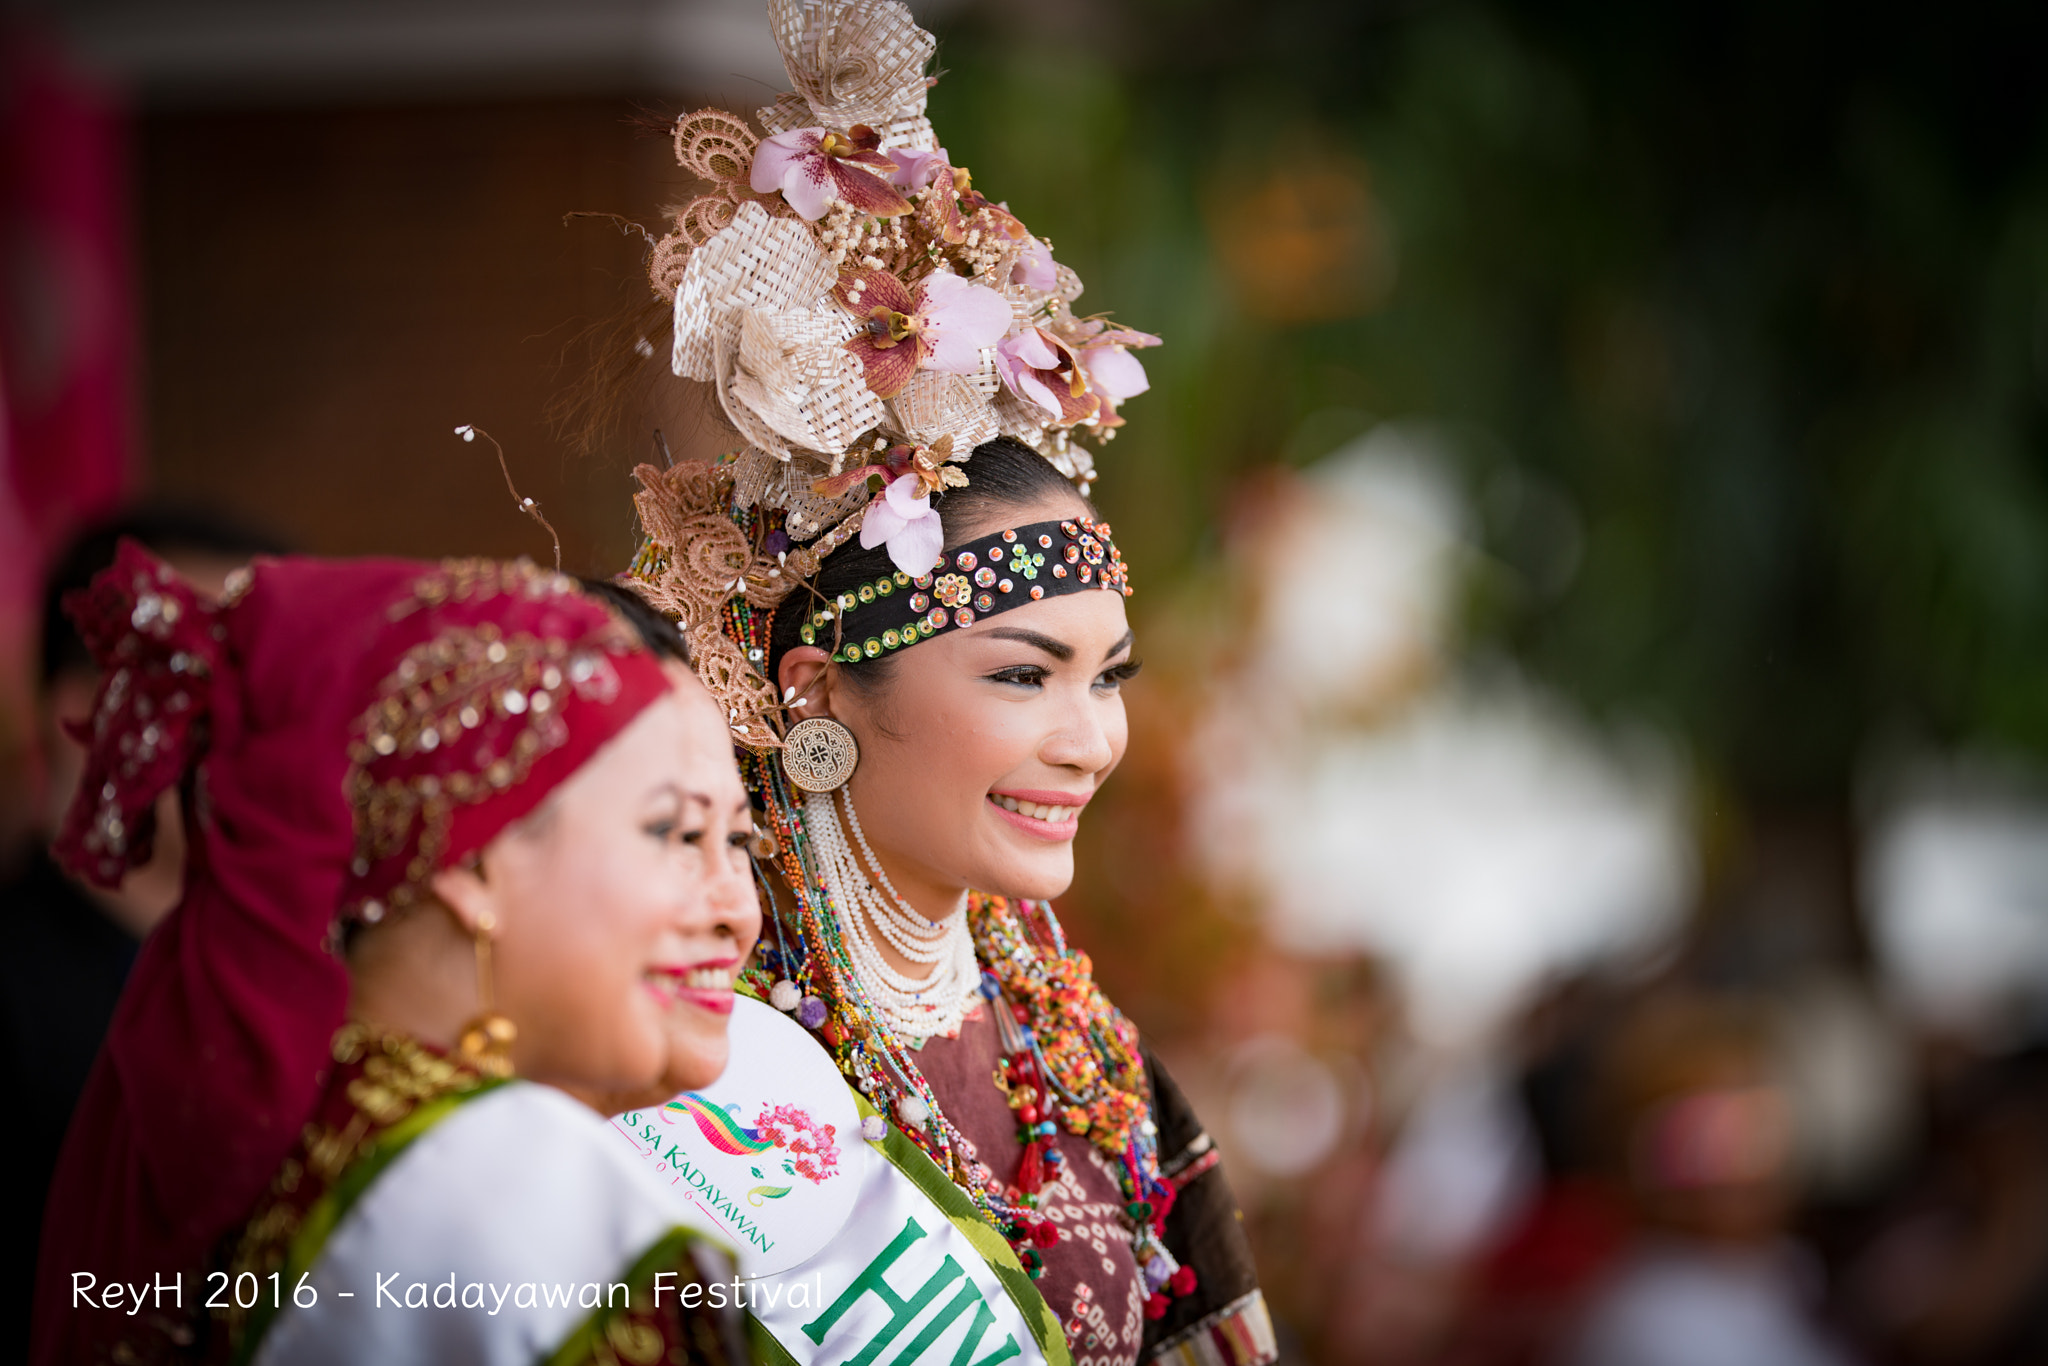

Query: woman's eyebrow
646;782;718;808
1102;629;1135;663
984;626;1073;661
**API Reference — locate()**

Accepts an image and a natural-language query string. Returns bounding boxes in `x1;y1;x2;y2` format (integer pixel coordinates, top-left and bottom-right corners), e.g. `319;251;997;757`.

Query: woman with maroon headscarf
30;545;761;1365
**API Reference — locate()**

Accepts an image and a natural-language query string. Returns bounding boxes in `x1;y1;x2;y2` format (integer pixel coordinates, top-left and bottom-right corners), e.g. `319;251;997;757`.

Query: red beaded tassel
1017;1138;1046;1194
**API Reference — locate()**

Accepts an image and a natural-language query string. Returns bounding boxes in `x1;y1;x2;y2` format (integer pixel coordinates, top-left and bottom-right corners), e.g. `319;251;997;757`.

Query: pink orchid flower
834;267;1012;399
812;437;967;577
811;436;964;502
886;146;952;191
919;163;1030;247
1072;322;1161;428
860;472;947;575
996;327;1099;425
1011;236;1059;292
750;124;911;221
955;172;1030;241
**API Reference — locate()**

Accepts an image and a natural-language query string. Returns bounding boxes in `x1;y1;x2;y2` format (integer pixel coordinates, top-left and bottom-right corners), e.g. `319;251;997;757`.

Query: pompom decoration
860;1114;888;1143
769;979;802;1012
795;995;828;1029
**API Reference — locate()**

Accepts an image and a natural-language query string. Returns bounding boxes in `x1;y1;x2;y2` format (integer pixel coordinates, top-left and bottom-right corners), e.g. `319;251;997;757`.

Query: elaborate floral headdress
632;0;1156;748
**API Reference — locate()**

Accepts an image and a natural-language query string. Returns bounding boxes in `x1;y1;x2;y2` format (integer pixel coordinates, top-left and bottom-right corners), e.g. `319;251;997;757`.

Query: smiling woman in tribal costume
30;549;760;1366
598;5;1275;1366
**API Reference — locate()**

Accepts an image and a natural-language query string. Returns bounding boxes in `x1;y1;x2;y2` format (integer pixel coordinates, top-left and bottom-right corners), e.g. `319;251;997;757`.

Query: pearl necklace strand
804;790;979;1040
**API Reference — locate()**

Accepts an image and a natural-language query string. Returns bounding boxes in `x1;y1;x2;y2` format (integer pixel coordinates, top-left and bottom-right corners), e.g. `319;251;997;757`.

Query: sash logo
663;1093;843;1203
620;1114;775;1254
622;1094;847;1256
611;1000;1047;1363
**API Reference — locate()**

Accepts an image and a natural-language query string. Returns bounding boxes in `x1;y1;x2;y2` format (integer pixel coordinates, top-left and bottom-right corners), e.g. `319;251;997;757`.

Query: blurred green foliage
930;0;2048;797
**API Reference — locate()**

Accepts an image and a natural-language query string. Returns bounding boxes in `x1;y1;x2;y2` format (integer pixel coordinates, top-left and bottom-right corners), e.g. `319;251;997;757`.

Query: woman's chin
552;1058;669;1116
562;1031;729;1114
978;848;1076;903
659;1015;733;1092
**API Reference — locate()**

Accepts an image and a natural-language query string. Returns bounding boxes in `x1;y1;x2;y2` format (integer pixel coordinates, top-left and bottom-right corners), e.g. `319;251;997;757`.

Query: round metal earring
457;910;517;1078
780;716;860;792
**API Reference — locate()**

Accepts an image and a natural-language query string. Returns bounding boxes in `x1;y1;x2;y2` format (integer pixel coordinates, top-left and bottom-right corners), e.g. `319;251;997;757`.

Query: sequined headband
793;516;1132;665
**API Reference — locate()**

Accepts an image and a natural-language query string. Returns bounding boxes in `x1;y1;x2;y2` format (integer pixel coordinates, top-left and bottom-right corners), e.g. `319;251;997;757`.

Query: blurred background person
1431;974;1632;1366
0;508;281;1346
1561;993;1854;1366
1841;1045;2048;1366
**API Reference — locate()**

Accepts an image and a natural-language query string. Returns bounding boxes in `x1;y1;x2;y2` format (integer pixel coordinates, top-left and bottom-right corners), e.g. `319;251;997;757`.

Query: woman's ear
777;646;835;720
429;858;500;937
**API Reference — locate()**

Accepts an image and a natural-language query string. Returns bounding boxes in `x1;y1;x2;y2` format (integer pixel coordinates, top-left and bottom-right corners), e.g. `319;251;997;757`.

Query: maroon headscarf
31;543;671;1364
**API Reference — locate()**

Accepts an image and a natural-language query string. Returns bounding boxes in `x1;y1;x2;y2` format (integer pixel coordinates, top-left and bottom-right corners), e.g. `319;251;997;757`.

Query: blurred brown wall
138;97;723;571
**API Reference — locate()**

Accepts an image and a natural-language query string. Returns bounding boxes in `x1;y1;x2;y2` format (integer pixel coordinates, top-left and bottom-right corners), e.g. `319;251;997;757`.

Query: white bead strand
804;791;980;1040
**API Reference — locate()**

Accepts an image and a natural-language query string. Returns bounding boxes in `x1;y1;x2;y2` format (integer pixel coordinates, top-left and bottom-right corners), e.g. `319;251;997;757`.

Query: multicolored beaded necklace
702;504;1196;1314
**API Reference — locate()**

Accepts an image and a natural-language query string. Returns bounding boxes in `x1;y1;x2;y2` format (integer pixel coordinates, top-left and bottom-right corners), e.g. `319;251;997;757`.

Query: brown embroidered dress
920;1007;1147;1366
914;1004;1276;1366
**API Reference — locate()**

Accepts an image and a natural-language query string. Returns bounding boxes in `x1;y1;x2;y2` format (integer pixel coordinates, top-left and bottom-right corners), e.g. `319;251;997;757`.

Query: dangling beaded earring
780;716;859;793
457;909;517;1078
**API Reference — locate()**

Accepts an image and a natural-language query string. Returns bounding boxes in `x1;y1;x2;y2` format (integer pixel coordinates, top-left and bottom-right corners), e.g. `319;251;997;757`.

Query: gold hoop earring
781;716;859;793
457;910;517;1078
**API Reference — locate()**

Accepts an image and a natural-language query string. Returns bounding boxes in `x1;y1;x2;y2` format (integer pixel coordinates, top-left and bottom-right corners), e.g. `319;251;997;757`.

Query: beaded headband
793;516;1132;665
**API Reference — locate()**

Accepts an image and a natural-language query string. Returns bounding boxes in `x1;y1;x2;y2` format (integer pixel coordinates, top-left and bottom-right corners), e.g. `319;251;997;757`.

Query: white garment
611;997;1055;1366
254;1082;724;1366
1567;1240;1858;1366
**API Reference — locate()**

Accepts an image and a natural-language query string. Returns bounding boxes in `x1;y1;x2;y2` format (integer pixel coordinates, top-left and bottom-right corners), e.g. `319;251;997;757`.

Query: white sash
253;1083;696;1366
611;997;1071;1366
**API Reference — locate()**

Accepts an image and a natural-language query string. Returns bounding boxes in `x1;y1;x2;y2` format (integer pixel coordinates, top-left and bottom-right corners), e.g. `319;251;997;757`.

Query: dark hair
766;436;1091;688
577;576;692;664
39;508;290;687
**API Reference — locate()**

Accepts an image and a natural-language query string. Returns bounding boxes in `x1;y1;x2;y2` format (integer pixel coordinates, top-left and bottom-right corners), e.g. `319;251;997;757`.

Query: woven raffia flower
630;462;793;749
633;464;749;616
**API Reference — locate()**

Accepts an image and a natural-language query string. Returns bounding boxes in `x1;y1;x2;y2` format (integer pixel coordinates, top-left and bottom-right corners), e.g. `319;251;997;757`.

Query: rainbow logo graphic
664;1093;775;1155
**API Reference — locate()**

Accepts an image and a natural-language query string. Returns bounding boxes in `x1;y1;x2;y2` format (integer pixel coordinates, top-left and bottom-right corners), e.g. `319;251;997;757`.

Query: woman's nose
1042;699;1115;773
697;840;762;939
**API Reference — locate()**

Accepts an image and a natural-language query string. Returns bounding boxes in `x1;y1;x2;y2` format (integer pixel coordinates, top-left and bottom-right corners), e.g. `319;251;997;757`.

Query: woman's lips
987;791;1086;841
645;961;739;1015
673;988;734;1016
